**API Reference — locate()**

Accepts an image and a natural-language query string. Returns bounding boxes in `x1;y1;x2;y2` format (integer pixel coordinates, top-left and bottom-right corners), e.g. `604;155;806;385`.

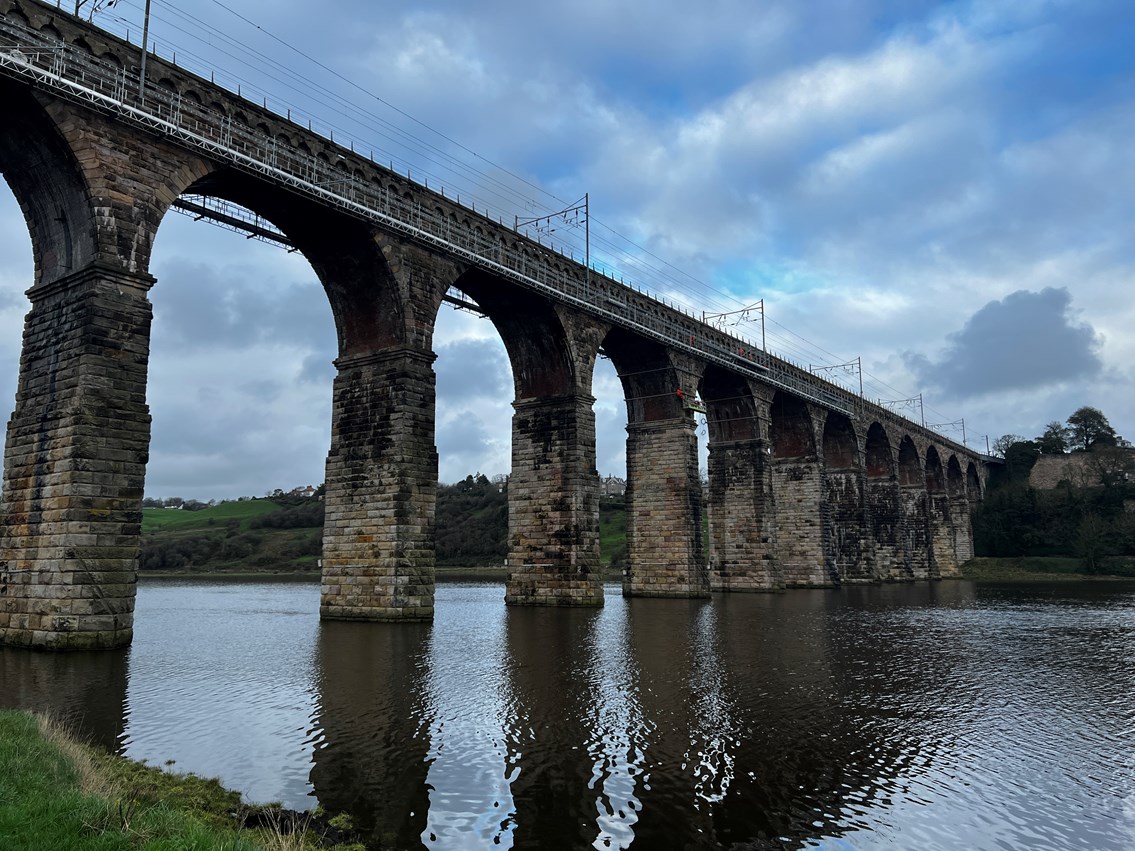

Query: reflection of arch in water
308;621;432;847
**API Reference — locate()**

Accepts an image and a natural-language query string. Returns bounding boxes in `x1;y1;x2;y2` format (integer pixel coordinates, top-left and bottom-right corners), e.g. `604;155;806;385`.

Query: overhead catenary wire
71;0;987;446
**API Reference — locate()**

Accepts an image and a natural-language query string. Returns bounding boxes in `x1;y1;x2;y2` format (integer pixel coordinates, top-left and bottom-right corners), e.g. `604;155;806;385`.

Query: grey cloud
435;339;511;401
905;288;1102;399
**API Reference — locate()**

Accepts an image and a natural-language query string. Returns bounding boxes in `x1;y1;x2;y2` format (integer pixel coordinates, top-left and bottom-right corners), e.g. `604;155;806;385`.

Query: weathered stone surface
505;395;603;606
0;265;150;649
708;438;779;591
624;417;708;598
320;349;438;622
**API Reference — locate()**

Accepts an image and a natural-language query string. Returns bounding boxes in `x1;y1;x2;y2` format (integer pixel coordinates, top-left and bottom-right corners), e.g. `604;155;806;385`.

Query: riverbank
0;710;361;850
961;556;1135;582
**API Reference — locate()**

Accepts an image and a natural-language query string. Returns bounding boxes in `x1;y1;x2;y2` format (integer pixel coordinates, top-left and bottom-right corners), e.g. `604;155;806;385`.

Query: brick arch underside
0;82;98;286
452;269;580;400
179;169;418;358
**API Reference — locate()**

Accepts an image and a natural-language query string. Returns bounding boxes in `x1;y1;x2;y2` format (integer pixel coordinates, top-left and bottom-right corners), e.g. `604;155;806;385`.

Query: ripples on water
2;578;1133;850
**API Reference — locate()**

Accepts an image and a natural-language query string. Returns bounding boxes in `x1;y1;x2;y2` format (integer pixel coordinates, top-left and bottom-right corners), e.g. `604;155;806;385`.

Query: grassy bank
0;710;360;850
962;556;1135;582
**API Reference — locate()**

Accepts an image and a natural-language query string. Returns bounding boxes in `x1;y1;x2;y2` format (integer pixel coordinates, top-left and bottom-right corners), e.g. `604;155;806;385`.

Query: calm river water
2;578;1133;850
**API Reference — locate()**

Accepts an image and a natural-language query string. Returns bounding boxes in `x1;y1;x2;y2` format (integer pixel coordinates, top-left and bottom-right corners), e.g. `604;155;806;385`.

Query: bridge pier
823;415;875;584
0;264;153;649
505;394;603;606
707;437;779;591
624;416;708;598
925;448;958;578
320;349;438;622
770;395;830;587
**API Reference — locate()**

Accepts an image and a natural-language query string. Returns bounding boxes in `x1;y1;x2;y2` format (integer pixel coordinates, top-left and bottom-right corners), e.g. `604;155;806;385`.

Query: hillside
138;485;629;574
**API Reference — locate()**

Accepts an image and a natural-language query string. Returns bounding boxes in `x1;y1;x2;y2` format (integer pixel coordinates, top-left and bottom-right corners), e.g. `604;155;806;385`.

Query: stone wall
505;395;602;606
321;350;438;621
824;469;874;583
900;487;931;580
0;266;152;648
866;476;905;580
707;439;779;591
624;418;707;597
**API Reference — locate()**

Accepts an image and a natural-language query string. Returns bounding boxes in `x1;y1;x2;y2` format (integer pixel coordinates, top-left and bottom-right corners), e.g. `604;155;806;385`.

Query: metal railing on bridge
0;6;970;449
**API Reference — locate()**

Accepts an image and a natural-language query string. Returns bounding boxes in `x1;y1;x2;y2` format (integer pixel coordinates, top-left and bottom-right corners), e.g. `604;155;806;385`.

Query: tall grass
0;711;353;850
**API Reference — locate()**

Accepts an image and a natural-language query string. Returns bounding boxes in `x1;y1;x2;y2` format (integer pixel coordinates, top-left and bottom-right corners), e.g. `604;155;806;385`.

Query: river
2;578;1133;850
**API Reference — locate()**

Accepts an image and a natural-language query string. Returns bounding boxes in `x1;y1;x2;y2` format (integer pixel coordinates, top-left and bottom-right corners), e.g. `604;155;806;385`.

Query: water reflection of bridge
311;583;977;849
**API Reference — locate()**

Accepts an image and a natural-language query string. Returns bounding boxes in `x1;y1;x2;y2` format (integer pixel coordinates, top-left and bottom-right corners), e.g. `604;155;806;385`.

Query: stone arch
701;365;759;443
174;169;416;357
446;268;606;607
865;423;893;479
898;436;921;485
946;456;964;497
0;81;99;286
700;367;777;591
925;446;945;493
6;5;31;28
967;462;983;501
602;329;706;599
770;394;828;586
452;268;588;401
924;447;958;577
822;412;871;584
948;455;974;564
770;392;816;459
822;412;858;470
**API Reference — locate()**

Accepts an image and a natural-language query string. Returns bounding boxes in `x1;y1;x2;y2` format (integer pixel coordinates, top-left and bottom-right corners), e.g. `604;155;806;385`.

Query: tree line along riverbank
139;475;630;578
138;468;1135;582
0;710;361;850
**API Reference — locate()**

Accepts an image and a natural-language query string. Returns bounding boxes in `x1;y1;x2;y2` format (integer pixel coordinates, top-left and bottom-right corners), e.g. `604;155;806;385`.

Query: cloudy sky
1;0;1133;500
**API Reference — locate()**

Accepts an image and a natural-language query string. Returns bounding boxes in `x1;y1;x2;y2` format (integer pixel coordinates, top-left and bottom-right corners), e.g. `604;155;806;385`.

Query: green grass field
141;499;282;534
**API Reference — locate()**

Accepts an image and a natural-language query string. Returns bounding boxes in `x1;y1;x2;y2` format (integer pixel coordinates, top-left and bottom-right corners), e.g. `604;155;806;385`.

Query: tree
1036;421;1070;454
1067;406;1117;452
992;434;1025;458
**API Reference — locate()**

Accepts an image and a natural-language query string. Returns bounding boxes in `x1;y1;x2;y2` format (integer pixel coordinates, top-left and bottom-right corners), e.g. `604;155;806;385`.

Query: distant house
601;475;627;497
288;485;319;498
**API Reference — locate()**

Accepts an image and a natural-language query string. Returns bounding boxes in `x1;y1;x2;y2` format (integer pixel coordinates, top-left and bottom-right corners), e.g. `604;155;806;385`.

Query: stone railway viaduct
0;0;986;649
